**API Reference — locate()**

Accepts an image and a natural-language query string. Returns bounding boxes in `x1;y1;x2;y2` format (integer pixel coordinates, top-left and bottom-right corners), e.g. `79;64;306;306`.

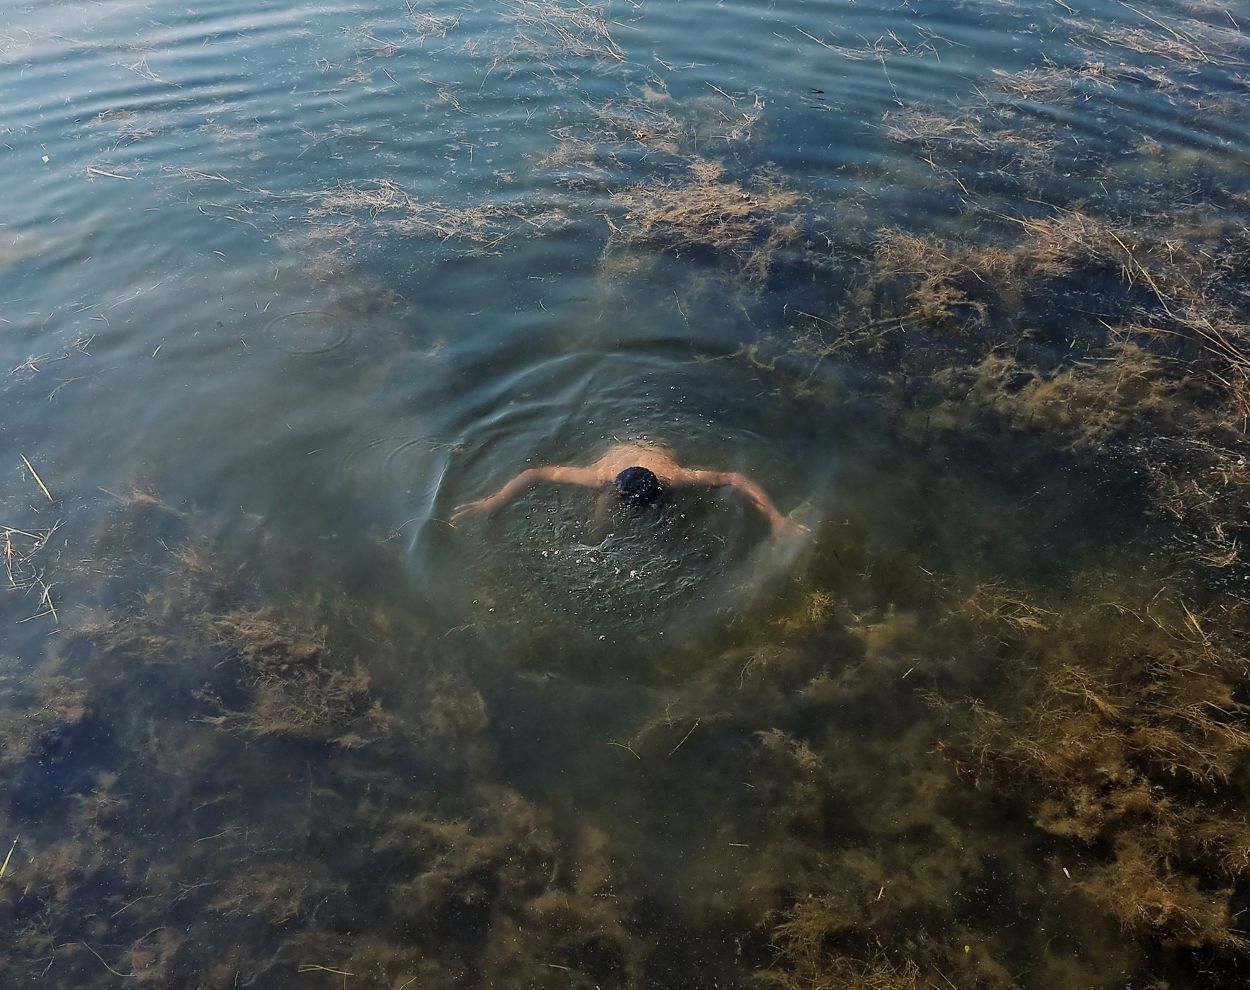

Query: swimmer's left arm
451;465;601;525
672;469;808;537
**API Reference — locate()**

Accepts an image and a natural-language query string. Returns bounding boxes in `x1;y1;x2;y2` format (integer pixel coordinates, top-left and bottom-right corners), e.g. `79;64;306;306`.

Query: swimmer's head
615;466;662;507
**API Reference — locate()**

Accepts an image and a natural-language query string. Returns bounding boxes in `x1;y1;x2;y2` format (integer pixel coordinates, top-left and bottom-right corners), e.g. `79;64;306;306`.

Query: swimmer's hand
450;497;497;527
772;513;811;540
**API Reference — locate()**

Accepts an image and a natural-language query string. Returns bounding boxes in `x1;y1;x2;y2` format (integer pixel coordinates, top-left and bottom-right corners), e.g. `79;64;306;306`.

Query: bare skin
451;442;808;537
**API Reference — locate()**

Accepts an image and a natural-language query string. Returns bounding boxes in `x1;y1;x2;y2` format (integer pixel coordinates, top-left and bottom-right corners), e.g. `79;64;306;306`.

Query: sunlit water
2;0;1249;986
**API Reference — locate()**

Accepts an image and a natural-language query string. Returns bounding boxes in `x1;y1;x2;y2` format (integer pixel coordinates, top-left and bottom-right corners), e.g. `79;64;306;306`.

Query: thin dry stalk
1097;3;1246;65
306;179;533;250
403;0;460;41
991;62;1112;100
502;0;625;61
18;454;55;502
1;520;60;595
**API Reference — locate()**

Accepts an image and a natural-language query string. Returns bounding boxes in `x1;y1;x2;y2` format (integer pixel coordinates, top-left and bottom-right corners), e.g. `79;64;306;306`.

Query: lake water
3;0;1250;987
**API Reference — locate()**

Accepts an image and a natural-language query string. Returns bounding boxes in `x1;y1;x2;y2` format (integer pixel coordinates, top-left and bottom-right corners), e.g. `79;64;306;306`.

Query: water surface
3;0;1250;986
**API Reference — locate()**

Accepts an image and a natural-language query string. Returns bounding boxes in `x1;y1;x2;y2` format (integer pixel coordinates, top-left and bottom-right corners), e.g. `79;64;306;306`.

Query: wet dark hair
615;466;662;506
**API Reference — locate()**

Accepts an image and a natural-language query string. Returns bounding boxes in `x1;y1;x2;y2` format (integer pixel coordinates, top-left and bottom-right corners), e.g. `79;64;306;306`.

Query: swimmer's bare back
449;441;809;538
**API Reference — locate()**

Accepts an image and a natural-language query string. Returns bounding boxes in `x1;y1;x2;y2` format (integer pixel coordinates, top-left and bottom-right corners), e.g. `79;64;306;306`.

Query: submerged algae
5;199;1250;990
2;428;1249;990
4;5;1250;989
942;581;1250;969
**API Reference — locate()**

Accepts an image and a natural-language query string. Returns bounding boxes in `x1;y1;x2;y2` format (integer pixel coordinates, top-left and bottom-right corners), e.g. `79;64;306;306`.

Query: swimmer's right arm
450;465;601;525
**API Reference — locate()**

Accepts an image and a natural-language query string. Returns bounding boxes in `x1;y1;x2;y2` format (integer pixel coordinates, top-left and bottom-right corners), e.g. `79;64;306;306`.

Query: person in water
450;441;808;537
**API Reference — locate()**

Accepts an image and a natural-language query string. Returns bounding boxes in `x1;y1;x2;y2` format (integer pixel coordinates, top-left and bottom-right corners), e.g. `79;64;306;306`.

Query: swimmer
450;441;809;538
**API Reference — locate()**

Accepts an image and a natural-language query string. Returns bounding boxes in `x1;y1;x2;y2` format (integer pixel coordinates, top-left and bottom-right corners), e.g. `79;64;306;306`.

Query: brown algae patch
939;582;1250;957
884;107;1060;171
6;9;1250;989
990;62;1115;102
501;0;626;64
664;155;1250;987
2;461;1249;989
304;178;562;254
728;571;1250;987
0;674;89;769
194;609;388;747
771;203;1250;574
604;160;805;286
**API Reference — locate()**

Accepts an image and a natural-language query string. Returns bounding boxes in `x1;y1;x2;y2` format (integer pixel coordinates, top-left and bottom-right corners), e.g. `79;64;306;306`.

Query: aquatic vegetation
195;608;389;746
884;107;1060;173
501;0;626;63
990;63;1115;102
773;194;1250;575
0;674;88;770
1081;12;1248;66
1;519;60;601
942;586;1250;960
587;96;687;157
763;905;922;990
5;0;1250;987
4;456;1250;989
306;179;527;252
402;0;461;43
605;160;805;286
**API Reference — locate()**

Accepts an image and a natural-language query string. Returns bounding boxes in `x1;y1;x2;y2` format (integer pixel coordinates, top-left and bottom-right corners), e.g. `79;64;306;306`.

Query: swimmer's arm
450;466;601;525
671;469;808;537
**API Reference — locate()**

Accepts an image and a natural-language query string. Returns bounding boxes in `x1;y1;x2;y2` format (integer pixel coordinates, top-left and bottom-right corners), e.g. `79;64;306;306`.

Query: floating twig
79;942;135;978
668;719;700;756
19;454;55;502
298;963;355;976
0;835;18;878
86;166;135;181
607;739;641;760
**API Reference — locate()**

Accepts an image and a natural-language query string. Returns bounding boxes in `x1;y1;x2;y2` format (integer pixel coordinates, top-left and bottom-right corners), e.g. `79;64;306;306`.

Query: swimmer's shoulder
591;440;675;480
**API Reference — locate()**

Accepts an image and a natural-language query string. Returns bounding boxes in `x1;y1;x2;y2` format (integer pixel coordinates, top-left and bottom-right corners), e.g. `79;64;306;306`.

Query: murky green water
3;0;1250;987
